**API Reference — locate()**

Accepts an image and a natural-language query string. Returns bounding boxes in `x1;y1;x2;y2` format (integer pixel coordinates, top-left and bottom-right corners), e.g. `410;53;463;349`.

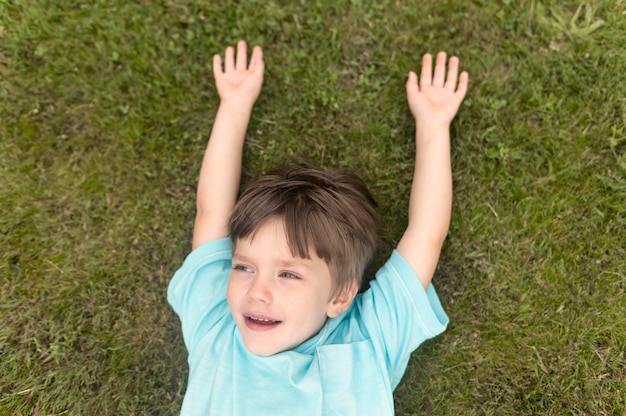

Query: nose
246;275;273;304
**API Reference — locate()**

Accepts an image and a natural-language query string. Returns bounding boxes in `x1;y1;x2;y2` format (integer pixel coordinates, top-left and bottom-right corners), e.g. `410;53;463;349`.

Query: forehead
233;218;311;260
233;216;312;256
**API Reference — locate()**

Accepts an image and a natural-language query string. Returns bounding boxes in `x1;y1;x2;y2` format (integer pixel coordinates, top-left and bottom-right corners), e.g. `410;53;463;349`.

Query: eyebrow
232;253;313;270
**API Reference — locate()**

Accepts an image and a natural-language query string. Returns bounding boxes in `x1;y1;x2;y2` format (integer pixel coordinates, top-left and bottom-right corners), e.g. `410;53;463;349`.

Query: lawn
1;0;624;414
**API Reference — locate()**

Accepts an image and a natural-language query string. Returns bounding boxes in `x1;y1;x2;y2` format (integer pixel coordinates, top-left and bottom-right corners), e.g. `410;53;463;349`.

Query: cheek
291;290;332;317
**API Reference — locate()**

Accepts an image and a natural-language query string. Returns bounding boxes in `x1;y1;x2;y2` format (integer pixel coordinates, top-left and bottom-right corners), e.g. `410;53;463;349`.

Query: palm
216;72;261;103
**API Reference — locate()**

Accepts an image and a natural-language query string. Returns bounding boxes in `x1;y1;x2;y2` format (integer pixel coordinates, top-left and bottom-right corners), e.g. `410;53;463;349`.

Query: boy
168;41;468;415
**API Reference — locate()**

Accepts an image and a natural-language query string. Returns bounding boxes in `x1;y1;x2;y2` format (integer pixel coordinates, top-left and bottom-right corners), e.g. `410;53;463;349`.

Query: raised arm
192;41;264;249
396;52;468;290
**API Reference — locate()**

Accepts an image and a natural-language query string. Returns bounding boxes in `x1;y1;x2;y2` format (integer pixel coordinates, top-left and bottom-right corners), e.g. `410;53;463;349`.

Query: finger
248;46;264;74
455;71;469;99
432;51;447;86
236;40;247;71
224;46;235;72
445;56;459;91
406;71;418;94
419;53;433;87
212;54;222;79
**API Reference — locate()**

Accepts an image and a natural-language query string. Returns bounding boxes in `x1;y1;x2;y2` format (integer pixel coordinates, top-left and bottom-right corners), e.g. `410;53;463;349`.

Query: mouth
243;314;282;331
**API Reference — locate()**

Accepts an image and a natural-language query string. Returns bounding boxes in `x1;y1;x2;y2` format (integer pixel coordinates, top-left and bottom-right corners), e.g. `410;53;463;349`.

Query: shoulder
179;238;232;272
169;237;231;295
365;250;448;326
167;238;233;347
354;251;449;365
170;237;231;283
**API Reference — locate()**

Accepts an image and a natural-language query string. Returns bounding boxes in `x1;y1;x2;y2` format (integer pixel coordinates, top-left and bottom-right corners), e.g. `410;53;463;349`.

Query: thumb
406;71;419;96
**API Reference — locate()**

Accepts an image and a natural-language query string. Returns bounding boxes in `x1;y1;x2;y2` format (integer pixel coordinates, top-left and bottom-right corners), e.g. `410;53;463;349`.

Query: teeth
249;316;276;323
250;317;276;322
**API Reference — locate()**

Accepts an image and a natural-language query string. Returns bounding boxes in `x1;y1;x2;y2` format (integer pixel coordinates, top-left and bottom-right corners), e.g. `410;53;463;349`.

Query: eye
279;271;300;280
232;264;252;273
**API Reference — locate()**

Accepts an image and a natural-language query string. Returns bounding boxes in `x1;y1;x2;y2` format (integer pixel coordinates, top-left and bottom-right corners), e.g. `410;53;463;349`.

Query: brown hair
229;163;380;297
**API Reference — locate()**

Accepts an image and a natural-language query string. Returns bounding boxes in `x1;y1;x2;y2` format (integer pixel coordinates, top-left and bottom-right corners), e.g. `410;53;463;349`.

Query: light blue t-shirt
168;238;448;415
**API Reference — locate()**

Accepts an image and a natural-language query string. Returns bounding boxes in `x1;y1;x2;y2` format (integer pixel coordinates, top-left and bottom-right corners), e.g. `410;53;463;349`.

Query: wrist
415;121;451;148
415;117;452;130
415;120;450;136
220;98;256;114
218;99;255;118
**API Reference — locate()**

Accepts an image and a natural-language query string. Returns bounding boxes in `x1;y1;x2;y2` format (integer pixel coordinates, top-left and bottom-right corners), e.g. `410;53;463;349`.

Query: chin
244;342;282;357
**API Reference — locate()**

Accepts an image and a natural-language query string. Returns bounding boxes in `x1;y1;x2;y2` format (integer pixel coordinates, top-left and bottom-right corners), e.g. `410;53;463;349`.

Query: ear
326;280;359;318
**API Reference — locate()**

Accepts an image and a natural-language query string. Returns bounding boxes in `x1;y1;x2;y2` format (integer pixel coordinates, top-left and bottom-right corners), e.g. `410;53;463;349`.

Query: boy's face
227;217;350;356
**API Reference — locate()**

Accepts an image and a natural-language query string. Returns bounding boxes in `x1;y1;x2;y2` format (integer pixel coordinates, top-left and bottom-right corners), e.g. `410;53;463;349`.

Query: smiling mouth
245;315;282;325
243;314;283;331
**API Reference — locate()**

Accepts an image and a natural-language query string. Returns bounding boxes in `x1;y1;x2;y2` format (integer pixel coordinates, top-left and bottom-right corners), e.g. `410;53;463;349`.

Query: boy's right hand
213;40;264;111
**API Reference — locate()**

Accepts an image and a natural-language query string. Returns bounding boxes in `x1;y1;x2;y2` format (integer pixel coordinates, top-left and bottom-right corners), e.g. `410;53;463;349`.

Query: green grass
1;0;624;414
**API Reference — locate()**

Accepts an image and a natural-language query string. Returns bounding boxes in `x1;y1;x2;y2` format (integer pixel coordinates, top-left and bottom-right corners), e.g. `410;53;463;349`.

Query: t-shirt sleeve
167;238;232;351
359;250;449;388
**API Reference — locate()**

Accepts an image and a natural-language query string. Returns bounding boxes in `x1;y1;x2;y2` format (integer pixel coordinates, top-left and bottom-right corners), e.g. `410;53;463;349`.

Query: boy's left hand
406;52;468;127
